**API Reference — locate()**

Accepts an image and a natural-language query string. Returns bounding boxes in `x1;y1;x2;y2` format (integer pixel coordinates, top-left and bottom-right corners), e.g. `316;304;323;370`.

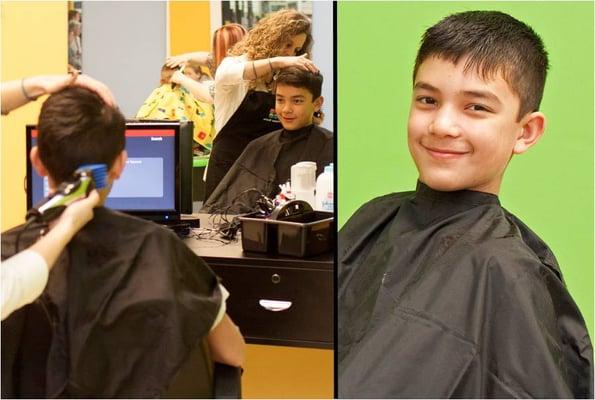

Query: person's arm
207;313;246;367
165;51;211;69
171;71;214;103
1;73;116;115
31;190;100;268
242;53;319;80
1;250;48;320
1;191;100;320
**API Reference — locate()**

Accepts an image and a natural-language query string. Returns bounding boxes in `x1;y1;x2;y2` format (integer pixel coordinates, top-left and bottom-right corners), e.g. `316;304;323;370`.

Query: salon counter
183;214;334;349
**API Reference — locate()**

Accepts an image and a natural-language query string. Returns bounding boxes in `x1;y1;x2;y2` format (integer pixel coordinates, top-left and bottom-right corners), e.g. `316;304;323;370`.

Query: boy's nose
429;107;462;137
282;103;293;114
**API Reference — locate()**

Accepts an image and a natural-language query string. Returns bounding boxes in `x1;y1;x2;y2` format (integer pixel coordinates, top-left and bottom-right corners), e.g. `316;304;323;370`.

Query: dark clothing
205;90;280;200
1;207;221;398
338;182;593;398
202;125;333;214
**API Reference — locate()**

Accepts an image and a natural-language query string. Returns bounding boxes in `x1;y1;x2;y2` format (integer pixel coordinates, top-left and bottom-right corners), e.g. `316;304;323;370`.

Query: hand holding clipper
26;164;107;223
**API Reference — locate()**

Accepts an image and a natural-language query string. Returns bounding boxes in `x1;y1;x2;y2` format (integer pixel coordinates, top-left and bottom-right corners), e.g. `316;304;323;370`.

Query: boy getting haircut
338;10;592;399
2;87;229;397
202;67;332;213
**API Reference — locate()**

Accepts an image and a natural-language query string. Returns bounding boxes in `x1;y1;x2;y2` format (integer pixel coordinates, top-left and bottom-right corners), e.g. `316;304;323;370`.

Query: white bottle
291;161;317;208
315;163;334;212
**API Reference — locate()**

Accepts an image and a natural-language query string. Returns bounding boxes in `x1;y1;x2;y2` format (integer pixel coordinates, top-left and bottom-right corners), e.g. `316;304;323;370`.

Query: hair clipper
26;164;107;223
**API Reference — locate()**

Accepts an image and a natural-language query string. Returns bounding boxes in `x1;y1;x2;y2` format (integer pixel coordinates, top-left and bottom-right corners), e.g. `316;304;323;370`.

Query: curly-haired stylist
204;9;319;200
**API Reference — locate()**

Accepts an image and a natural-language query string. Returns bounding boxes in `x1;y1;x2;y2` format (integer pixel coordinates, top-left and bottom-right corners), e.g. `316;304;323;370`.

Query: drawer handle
259;299;292;312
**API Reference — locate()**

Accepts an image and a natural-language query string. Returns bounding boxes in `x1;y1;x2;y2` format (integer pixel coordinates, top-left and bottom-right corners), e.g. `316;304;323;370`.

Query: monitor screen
27;121;186;222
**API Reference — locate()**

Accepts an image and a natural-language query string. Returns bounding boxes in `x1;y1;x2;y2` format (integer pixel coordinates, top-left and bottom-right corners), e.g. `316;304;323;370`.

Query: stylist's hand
170;70;188;85
165;54;190;69
274;54;319;73
54;190;101;233
36;73;116;106
70;74;116;106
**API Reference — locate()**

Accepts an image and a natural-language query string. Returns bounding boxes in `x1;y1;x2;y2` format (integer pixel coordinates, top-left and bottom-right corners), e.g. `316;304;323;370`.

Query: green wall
338;2;594;334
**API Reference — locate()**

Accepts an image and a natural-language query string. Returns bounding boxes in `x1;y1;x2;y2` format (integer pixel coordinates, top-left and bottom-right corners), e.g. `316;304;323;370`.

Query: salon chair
163;340;242;399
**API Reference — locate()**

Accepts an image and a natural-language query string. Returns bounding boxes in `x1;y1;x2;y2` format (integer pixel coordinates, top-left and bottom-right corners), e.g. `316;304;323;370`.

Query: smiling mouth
423;145;469;159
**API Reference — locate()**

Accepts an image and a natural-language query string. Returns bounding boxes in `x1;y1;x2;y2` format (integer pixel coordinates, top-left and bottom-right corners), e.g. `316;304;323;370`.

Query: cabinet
184;222;333;349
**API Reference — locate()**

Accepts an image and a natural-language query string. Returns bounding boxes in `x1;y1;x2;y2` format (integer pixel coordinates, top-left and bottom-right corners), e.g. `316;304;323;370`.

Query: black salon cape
338;182;593;399
1;207;222;398
202;124;333;214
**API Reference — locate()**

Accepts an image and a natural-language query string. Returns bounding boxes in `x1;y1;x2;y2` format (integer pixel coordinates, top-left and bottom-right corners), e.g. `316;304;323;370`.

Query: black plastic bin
239;210;334;257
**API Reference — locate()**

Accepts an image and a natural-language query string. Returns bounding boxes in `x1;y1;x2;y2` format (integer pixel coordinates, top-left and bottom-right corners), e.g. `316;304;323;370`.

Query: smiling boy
202;67;333;213
338;11;592;398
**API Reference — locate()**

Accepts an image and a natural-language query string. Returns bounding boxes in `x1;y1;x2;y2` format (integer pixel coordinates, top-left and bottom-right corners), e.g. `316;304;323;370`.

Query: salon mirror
76;1;333;131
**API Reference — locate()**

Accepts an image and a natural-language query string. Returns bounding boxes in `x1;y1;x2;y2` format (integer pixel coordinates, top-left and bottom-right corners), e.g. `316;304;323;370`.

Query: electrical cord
207;188;274;240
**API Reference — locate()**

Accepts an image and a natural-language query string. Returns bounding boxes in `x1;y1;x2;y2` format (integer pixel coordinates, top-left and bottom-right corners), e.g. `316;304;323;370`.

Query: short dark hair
413;10;549;119
274;67;323;99
37;87;126;183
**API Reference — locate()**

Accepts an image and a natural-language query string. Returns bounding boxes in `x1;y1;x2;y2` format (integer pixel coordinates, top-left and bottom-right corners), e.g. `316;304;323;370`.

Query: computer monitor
26;120;193;223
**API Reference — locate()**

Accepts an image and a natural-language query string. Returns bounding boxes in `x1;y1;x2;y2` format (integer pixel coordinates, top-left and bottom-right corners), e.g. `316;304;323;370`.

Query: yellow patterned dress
136;84;215;151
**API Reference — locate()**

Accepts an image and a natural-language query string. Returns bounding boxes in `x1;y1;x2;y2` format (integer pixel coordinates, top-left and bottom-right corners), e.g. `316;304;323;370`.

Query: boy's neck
418;178;501;197
48;182;110;206
282;123;314;132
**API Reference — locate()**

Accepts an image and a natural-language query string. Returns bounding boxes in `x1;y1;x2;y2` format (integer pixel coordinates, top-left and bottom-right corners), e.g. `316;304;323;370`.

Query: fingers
294;54;319;73
67;189;100;212
67;68;79;85
165;56;184;69
84;190;101;207
171;70;184;84
59;189;100;229
72;74;116;107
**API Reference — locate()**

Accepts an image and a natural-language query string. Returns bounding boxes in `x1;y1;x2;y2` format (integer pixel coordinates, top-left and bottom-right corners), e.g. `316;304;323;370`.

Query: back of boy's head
274;67;323;99
37;87;125;184
414;10;549;119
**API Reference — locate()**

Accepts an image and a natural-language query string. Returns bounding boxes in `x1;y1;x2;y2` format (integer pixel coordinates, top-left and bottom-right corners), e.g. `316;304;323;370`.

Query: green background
338;1;594;334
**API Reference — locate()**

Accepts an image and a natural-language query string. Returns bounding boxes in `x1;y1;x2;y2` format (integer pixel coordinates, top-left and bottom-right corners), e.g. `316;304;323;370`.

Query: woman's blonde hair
229;9;312;60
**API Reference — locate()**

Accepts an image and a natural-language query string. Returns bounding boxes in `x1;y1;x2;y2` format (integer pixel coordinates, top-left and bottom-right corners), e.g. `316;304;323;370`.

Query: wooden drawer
213;264;333;348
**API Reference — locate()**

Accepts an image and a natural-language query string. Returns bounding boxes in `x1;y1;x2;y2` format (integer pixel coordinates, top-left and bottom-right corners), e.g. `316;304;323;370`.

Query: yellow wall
1;1;68;231
169;1;211;55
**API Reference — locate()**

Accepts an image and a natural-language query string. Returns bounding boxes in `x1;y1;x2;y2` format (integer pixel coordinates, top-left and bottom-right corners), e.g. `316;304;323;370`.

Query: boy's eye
416;96;437;105
467;104;491;112
293;99;304;104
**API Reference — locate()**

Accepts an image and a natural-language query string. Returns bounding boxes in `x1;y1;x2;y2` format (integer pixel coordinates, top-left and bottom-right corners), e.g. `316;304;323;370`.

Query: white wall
311;1;334;132
82;2;167;118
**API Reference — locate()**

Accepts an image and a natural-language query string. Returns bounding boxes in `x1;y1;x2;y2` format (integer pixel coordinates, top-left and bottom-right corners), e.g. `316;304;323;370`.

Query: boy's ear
30;146;49;177
313;96;324;112
513;111;546;155
109;150;128;180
